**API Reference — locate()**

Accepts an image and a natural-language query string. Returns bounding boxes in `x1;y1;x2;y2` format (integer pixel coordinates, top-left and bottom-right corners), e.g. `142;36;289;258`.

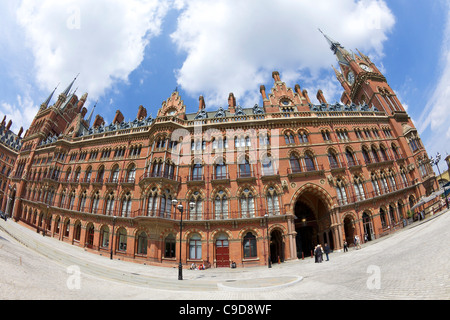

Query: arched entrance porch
293;185;333;258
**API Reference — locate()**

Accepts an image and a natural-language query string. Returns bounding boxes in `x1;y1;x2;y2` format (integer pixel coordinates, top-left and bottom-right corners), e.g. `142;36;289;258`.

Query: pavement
0;209;449;300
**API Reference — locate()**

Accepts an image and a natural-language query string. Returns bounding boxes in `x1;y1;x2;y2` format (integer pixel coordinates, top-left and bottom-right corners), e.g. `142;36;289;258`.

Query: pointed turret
40;85;59;110
62;74;79;97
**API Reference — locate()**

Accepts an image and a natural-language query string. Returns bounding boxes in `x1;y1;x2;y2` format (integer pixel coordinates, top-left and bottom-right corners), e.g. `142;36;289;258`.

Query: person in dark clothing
343;240;348;252
324;243;330;261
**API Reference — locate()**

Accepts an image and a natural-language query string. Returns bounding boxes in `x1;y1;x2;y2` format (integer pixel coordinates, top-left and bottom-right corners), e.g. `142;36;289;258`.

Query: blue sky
0;0;449;173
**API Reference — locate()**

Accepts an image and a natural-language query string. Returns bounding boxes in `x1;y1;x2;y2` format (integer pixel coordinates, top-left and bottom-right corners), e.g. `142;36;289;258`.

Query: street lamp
173;199;194;280
430;153;449;209
264;214;272;268
110;216;117;260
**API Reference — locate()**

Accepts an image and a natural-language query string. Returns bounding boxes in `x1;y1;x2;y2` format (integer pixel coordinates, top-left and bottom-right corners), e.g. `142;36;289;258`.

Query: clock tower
320;30;407;117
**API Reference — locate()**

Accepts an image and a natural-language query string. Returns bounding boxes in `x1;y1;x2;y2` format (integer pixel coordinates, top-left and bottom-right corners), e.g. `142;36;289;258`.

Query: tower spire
62;73;80;97
319;29;351;67
87;101;97;126
40;84;59;110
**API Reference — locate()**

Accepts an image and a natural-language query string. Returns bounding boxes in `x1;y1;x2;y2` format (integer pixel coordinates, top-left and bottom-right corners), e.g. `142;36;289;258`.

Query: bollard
302;252;304;260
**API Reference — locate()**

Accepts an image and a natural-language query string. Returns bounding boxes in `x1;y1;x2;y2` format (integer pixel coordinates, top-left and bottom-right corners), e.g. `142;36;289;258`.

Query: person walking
324;243;330;261
343;240;348;252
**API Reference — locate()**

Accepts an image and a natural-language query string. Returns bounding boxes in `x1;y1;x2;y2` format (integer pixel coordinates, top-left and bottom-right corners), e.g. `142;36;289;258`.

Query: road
0;210;449;301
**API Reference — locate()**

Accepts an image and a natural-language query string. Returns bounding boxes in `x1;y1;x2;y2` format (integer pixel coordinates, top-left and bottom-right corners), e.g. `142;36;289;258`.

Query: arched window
239;157;251;177
335;179;348;205
214;190;228;220
117;228;127;251
85;167;92;183
151;160;162;177
127;165;136;183
353;176;366;201
328;150;339;169
284;132;295;145
100;225;110;248
345;148;356;166
371;146;380;163
215;158;227;179
79;190;87;212
121;192;132;217
111;165;120;183
304;151;316;171
298;130;309;143
136;231;148;255
290;154;301;173
192;163;203;181
147;188;158;217
91;191;100;214
97;166;105;183
362;147;371;164
189;234;202;260
262;155;275;176
240;189;255;218
164;234;176;258
371;173;381;196
105;192;115;215
266;186;280;216
74;221;81;241
68;191;76;210
189;192;202;220
160;189;172;218
243;232;257;258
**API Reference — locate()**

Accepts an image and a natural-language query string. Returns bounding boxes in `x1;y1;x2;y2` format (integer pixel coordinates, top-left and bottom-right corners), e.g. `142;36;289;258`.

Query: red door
216;239;229;268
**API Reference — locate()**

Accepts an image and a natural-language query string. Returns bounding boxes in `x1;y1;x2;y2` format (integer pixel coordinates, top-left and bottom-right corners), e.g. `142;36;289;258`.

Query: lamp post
172;199;190;280
264;214;272;268
110;216;116;260
430;152;449;209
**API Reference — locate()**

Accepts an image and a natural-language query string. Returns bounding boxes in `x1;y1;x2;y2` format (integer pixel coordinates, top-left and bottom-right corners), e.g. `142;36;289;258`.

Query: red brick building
3;34;438;268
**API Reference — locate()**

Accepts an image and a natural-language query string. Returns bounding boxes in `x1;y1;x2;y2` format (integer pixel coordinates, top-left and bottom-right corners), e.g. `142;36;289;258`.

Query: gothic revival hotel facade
2;34;438;268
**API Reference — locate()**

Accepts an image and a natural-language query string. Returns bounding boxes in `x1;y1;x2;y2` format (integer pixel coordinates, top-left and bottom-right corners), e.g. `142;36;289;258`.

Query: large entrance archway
293;186;332;259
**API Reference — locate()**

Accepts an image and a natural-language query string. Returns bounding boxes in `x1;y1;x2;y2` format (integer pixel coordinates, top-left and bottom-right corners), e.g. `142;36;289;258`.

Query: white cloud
417;3;450;157
171;0;396;107
1;95;39;133
16;0;170;100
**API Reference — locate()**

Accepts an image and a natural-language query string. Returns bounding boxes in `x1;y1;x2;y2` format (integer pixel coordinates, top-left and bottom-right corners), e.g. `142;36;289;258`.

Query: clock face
360;64;371;72
347;71;355;85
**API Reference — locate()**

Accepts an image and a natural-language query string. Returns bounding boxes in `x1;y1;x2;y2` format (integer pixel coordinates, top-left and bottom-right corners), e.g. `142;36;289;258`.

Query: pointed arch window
353;176;366;201
240;189;255;218
215;158;227;179
290;154;301;173
304;151;316;171
335;179;348;206
79;191;87;212
127;165;136;183
147;188;158;217
266;186;280;216
91;191;100;214
121;192;132;217
239;157;251;177
192;163;203;181
189;192;202;220
136;231;148;255
328;150;339;169
214;190;228;220
105;192;115;215
243;232;257;258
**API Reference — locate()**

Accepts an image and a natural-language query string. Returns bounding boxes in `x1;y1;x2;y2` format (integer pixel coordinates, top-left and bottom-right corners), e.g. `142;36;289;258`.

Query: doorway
215;234;230;268
270;229;284;264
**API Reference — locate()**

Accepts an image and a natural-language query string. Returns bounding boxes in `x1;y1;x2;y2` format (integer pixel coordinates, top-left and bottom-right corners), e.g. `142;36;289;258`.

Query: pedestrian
356;235;361;249
314;245;323;263
324;243;330;261
343;240;348;252
314;245;319;263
